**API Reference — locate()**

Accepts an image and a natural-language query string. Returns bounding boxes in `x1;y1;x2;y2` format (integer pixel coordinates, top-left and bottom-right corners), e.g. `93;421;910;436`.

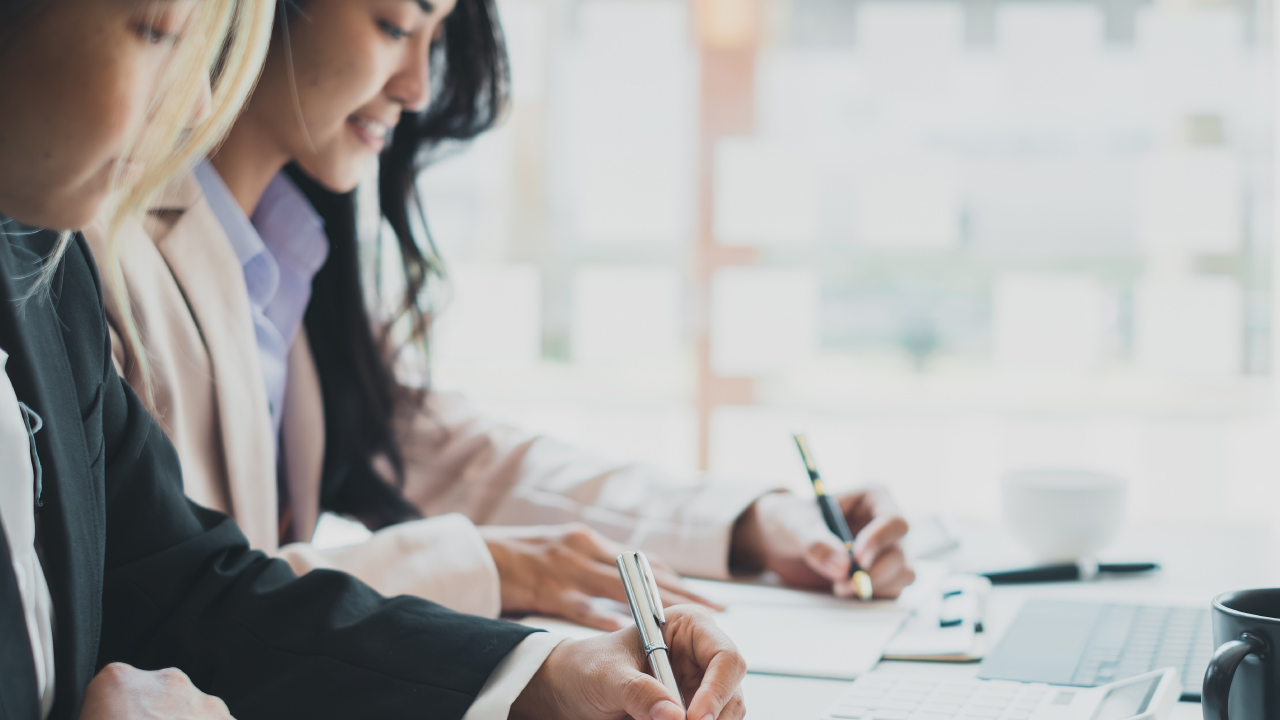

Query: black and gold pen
793;433;873;601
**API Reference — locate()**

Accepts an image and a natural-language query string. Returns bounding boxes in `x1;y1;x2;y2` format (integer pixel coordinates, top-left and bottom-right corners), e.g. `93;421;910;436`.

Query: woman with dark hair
95;0;917;631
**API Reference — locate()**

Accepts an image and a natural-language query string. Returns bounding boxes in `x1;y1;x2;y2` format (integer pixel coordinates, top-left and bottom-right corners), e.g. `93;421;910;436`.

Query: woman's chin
1;187;104;232
297;161;368;196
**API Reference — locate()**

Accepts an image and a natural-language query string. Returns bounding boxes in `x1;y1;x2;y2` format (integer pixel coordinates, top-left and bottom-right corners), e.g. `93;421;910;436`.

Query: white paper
684;579;909;679
712;604;906;679
520;579;909;680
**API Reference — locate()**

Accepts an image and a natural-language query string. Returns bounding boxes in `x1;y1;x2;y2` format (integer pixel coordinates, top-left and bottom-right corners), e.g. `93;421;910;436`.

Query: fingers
864;546;915;598
719;691;748;720
800;533;853;584
617;671;685;720
82;664;235;720
555;526;722;611
666;607;748;720
684;648;748;720
802;515;913;598
559;523;624;564
555;588;629;631
653;573;724;611
852;514;910;569
839;485;900;532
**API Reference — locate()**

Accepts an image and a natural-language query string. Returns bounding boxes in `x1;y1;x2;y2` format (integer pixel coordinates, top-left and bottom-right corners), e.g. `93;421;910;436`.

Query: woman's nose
388;36;433;113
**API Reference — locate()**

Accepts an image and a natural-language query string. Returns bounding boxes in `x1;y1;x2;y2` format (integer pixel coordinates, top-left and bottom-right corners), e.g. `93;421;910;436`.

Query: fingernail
650;700;684;720
702;714;716;720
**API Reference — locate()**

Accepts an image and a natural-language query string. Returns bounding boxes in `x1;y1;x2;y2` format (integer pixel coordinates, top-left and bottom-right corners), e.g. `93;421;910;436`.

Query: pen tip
852;570;873;601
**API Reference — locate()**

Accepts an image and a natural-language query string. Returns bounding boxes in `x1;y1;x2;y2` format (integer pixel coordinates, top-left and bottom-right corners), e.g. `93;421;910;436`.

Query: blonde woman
94;0;917;633
0;0;749;718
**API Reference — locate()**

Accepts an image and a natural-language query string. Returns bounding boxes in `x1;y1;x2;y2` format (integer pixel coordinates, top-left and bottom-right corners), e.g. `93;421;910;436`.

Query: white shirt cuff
461;632;567;720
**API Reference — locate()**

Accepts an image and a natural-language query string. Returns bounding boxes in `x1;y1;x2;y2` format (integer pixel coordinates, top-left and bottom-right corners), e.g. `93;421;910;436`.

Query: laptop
977;599;1212;702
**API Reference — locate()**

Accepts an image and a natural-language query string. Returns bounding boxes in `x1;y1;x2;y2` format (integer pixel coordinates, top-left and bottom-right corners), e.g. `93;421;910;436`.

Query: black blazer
0;221;536;720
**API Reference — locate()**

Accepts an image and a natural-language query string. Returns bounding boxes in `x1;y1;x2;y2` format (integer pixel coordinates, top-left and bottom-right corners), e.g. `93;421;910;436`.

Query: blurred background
391;0;1277;529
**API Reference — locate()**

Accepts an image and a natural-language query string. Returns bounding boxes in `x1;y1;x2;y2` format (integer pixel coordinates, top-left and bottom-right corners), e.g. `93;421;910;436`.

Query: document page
521;579;909;680
685;579;910;679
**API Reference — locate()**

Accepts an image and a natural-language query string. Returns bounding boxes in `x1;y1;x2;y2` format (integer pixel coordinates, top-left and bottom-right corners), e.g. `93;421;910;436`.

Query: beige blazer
87;172;768;617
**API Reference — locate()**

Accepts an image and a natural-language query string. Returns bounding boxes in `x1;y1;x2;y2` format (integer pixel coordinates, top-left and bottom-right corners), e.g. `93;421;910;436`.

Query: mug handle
1203;633;1268;720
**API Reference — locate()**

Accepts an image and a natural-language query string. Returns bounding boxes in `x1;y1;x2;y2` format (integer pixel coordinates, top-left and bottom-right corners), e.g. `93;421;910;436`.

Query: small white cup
1001;469;1127;562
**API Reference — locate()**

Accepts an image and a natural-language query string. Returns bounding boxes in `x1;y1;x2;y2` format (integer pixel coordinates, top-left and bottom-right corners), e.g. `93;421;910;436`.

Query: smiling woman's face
239;0;457;194
0;0;200;230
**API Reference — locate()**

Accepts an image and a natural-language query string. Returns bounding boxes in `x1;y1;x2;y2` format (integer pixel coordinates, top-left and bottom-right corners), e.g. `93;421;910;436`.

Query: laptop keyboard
1069;604;1211;695
821;673;1058;720
979;600;1213;701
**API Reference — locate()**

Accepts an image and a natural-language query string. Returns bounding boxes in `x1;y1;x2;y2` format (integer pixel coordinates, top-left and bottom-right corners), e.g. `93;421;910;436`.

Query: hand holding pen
726;438;915;599
793;434;874;600
510;552;747;720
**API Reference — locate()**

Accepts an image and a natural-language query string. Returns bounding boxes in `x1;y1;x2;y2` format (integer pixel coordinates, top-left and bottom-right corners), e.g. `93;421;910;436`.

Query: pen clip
618;552;668;653
638;552;666;626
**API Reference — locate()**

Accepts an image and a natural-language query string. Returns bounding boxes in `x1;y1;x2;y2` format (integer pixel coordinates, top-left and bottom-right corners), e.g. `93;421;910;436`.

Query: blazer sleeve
76;241;536;719
396;393;782;582
275;512;503;618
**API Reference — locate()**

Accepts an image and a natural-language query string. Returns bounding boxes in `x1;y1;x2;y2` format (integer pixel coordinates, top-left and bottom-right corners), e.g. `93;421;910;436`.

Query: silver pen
616;551;683;708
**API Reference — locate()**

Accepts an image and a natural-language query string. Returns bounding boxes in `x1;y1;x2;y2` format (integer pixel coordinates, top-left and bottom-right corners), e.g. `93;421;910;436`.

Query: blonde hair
72;0;275;395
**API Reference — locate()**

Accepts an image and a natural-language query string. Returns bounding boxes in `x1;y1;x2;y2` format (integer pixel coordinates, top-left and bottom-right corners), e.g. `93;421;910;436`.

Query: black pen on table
982;560;1160;585
793;433;873;601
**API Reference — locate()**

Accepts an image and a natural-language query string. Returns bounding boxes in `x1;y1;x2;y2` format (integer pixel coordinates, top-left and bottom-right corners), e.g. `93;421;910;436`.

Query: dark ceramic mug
1203;589;1280;720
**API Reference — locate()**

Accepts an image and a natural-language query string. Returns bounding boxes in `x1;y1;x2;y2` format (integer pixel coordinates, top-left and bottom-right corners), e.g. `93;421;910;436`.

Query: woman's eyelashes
377;18;411;40
133;21;179;44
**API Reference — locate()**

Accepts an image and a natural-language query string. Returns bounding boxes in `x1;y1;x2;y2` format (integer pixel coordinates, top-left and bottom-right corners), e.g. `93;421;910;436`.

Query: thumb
618;668;685;720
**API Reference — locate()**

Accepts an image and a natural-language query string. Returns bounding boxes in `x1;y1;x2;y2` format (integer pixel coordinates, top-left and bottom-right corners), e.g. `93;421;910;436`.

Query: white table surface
739;520;1280;719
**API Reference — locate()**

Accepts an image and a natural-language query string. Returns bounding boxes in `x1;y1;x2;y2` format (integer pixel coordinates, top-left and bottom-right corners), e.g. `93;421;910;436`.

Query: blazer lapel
0;230;104;720
152;177;278;551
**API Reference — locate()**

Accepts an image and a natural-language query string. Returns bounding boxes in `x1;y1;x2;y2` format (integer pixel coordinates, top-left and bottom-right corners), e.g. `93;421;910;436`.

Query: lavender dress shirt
194;161;329;438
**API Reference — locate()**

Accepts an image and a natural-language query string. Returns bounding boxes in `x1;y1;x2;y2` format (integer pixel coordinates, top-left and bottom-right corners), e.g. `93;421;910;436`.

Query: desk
739;521;1280;719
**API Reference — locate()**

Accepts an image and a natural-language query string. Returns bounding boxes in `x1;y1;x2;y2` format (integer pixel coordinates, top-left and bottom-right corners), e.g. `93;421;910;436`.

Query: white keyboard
821;667;1180;720
822;674;1050;720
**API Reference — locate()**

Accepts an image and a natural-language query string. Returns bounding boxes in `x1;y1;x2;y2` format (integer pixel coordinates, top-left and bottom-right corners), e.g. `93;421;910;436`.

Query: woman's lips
348;114;392;151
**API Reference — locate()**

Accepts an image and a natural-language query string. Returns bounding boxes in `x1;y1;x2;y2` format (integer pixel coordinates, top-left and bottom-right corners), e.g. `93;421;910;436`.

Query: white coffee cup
1001;469;1127;562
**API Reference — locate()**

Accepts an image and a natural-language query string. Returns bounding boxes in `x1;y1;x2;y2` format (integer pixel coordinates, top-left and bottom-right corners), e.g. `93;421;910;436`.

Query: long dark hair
284;0;509;530
0;0;40;45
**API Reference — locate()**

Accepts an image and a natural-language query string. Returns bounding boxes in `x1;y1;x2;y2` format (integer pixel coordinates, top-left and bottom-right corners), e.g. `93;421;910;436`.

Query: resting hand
78;663;233;720
729;488;914;598
511;605;747;720
482;523;722;631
